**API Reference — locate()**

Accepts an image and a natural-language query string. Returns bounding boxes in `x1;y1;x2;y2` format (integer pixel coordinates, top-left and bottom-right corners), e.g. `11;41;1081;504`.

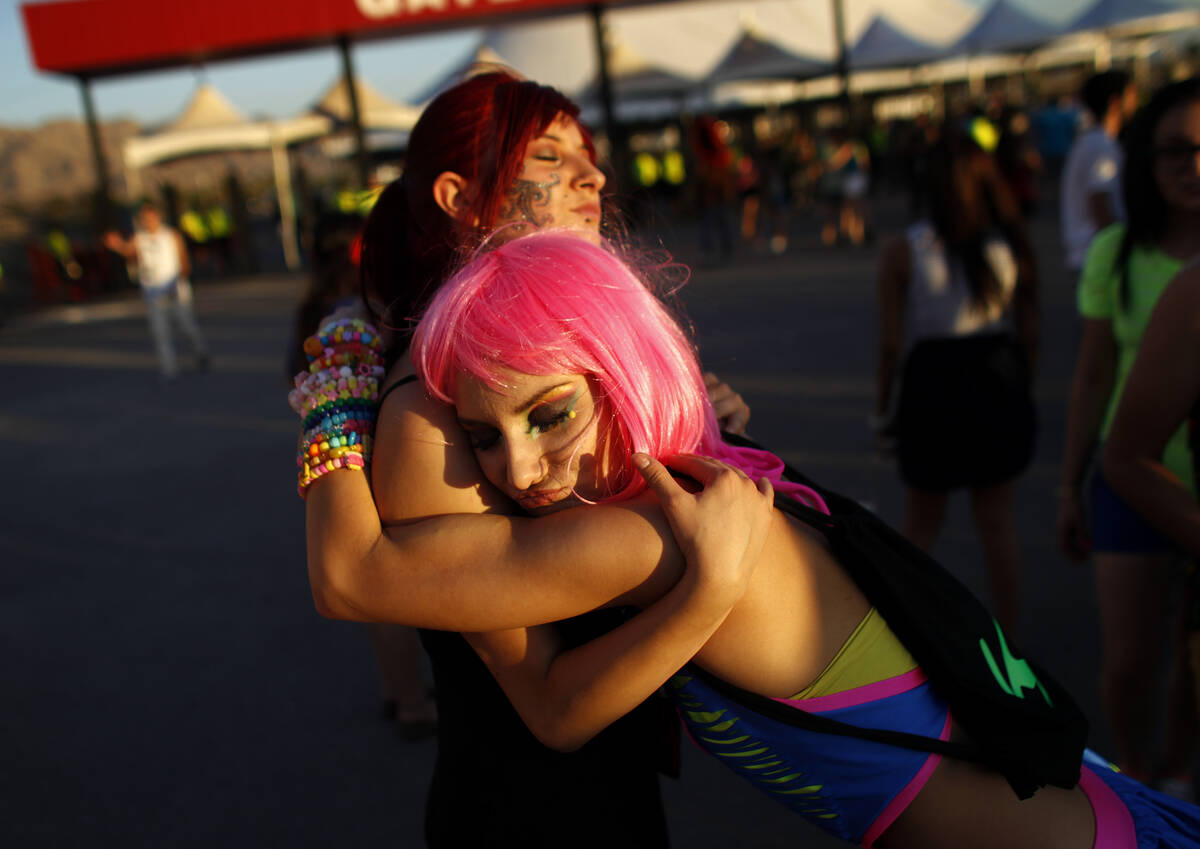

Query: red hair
359;70;592;355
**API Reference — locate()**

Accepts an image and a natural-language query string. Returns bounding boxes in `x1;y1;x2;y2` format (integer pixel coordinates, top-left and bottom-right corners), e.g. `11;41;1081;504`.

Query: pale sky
2;0;480;127
2;0;1091;128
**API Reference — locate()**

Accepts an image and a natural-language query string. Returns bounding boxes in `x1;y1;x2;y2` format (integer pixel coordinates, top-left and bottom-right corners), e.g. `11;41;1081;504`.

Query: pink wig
411;231;826;511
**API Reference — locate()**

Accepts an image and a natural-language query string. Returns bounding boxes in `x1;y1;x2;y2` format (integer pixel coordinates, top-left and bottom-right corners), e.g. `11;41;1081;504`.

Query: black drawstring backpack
707;433;1089;800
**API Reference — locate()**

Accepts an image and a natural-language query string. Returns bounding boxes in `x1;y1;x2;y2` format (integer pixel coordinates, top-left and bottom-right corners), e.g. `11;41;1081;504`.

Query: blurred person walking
875;124;1038;638
818;128;870;248
996;106;1043;219
104;200;209;380
1061;71;1139;272
1057;77;1200;796
689;115;736;266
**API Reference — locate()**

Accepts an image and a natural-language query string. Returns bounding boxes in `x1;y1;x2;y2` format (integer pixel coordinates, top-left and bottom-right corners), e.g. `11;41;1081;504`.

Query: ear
432;171;472;222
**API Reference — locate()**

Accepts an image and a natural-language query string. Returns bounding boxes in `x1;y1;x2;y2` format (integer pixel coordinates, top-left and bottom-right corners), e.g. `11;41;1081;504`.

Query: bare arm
875;235;908;421
1102;263;1200;555
173;229;191;279
306;371;689;631
465;455;774;751
102;231;136;260
1056;318;1118;560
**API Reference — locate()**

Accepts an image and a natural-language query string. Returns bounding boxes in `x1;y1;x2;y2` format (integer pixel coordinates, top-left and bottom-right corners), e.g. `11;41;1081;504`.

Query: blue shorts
1088;466;1178;555
1082;749;1200;848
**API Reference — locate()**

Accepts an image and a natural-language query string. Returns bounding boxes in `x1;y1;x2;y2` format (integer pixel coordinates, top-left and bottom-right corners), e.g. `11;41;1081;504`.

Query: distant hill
0;119;140;210
0;117;343;242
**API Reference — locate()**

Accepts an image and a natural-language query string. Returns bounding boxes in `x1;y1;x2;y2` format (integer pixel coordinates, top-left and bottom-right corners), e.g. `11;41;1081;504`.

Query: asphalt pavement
1;188;1192;848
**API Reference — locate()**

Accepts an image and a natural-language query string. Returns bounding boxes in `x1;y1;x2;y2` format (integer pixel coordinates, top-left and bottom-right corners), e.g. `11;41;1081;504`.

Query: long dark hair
358;70;592;361
924;124;1027;308
1115;76;1200;309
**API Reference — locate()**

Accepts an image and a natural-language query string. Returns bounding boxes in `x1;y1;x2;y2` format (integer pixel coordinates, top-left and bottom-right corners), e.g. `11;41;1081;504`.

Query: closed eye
464;426;500;452
528;408;572;439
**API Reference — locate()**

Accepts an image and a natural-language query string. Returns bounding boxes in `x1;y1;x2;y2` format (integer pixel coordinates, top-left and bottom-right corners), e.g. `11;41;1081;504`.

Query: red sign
22;0;638;77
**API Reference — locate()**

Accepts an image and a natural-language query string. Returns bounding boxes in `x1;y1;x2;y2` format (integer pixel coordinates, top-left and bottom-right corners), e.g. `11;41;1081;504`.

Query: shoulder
371;360;500;519
1078;224;1126;317
1083;223;1127;268
376;363;456;438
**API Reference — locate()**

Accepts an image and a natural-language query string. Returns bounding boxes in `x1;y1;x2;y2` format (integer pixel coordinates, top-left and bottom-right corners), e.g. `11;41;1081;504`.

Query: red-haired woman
302;71;750;847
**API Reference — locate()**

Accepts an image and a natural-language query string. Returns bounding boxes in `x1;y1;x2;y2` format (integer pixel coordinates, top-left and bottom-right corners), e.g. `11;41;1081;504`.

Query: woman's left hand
634;453;773;603
704;372;751;435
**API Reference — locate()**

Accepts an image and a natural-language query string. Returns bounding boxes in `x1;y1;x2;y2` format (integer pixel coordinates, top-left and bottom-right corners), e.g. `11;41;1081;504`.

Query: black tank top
379;376;675;848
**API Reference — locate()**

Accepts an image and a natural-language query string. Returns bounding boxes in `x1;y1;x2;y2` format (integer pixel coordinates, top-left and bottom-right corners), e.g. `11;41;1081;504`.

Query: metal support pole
272;136;301;271
338;35;371;189
589;4;626;194
830;0;850;116
78;75;114;232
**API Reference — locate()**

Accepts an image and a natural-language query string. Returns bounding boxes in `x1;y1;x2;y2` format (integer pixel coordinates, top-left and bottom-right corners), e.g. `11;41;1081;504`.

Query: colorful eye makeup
525;388;581;440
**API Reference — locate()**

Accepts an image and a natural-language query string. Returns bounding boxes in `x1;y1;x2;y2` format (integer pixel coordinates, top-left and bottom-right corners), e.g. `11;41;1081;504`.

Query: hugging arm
465;455;775;751
1102;263;1200;555
307;378;691;631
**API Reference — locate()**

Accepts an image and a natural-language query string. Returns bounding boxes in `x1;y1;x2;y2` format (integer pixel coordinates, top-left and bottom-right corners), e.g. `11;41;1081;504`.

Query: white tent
124;86;328;176
1066;0;1200;34
947;0;1062;55
164;83;247;131
310;75;421;131
573;38;706;124
437;1;977;98
411;44;514;104
124;77;418;270
848;15;948;70
704;30;832;85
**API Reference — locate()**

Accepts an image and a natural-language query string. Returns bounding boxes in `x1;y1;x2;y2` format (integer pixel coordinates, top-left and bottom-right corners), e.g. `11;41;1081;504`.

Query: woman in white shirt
875;126;1039;637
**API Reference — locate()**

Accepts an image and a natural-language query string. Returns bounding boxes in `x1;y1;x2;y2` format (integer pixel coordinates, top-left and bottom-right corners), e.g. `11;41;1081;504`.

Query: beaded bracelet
296;418;375;497
305;317;383;357
290;366;385;418
298;451;367;496
292;316;389;498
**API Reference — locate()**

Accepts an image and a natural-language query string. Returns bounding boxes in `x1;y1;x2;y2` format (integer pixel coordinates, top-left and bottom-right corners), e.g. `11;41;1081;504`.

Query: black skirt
895;333;1037;491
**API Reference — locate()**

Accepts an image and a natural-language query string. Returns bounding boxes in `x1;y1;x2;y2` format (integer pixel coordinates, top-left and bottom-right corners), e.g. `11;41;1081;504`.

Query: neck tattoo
500;174;561;230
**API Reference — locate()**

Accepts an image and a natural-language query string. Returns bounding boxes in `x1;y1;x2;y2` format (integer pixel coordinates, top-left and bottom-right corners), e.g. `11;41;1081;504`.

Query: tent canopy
310;75;421;129
949;0;1062;55
411;44;514;104
124;75;417;171
704;30;832;85
165;83;248;132
848;15;947;70
574;38;699;101
1066;0;1200;34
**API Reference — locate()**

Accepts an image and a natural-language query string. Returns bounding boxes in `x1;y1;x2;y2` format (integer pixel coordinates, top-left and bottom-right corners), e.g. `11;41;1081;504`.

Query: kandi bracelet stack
289;317;387;498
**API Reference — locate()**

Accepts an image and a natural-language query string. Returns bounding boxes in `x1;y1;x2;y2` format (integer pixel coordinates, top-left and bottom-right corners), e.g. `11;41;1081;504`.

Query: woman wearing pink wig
385;230;1198;849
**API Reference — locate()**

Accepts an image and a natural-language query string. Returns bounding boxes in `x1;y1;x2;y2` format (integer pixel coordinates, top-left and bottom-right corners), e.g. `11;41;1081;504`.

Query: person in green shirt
1057;76;1200;799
